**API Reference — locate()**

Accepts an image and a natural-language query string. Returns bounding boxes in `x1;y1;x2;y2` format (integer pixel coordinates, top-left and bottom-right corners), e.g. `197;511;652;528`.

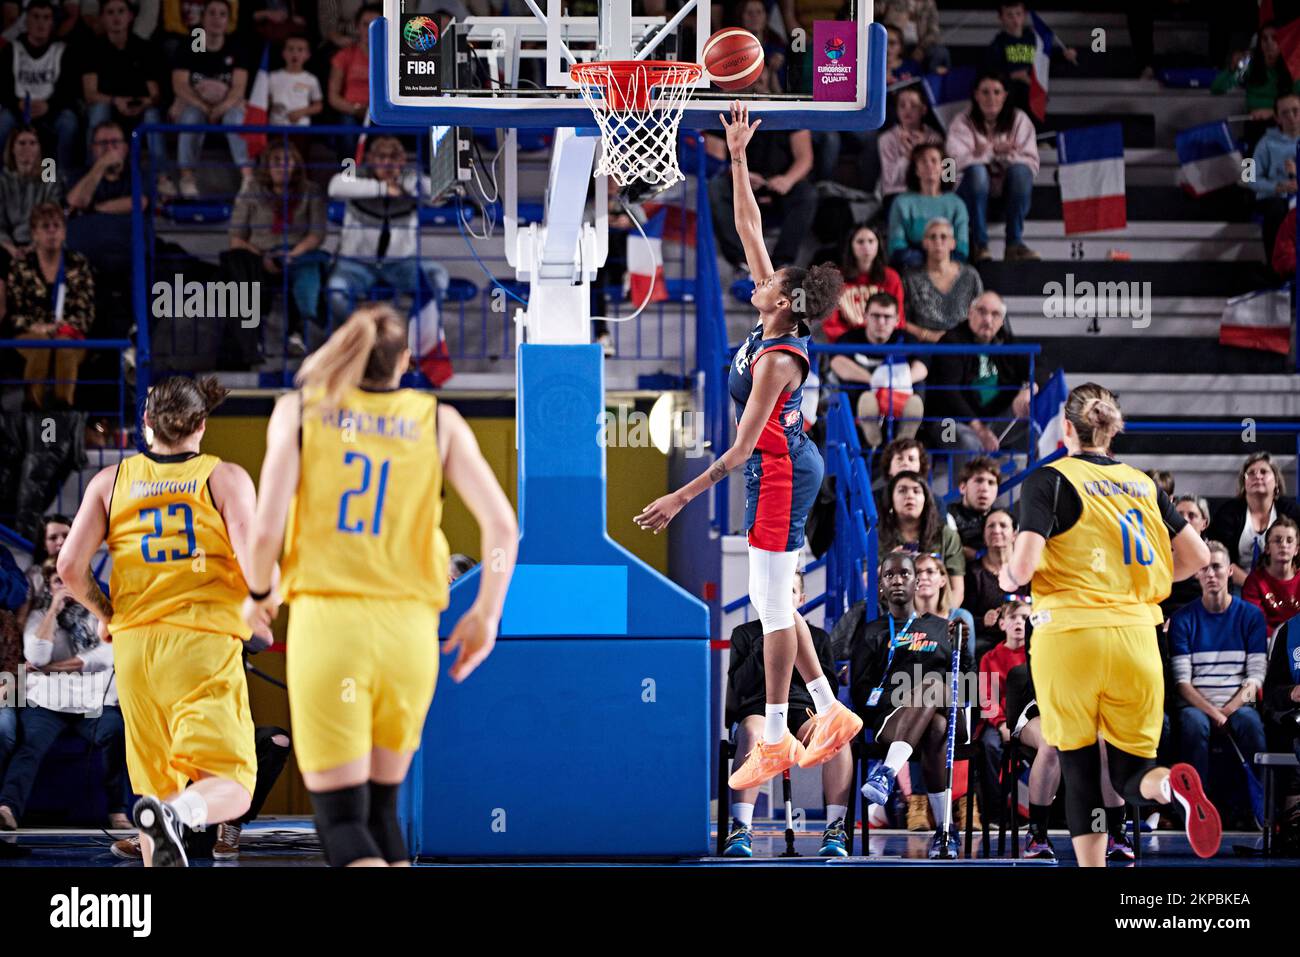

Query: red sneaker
1168;763;1221;859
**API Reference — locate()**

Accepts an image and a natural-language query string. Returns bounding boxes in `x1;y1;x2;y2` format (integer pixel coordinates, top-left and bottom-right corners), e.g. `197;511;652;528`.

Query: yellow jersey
106;451;250;638
1031;455;1174;629
281;386;450;608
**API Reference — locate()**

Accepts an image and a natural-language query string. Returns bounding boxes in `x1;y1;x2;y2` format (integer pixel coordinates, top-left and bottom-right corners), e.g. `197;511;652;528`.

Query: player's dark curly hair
146;375;229;446
779;262;844;324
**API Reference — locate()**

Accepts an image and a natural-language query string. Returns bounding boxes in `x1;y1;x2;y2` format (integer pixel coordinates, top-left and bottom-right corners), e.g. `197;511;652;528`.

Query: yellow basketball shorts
112;625;258;799
1030;624;1164;758
286;595;441;773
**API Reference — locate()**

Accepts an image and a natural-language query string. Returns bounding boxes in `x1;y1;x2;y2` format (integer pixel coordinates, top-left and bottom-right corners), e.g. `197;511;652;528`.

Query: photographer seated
723;569;852;858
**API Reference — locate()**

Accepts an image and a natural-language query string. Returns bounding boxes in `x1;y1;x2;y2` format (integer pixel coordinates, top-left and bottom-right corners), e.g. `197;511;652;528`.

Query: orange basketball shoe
728;732;806;791
798;702;863;768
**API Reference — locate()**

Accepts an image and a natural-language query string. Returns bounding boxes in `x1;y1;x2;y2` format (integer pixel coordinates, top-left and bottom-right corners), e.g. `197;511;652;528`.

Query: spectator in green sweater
887;142;969;268
1213;25;1299;120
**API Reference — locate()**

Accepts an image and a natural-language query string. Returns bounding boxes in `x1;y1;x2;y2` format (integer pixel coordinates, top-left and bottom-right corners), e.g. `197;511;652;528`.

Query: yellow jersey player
1001;382;1219;865
57;377;264;867
243;304;517;867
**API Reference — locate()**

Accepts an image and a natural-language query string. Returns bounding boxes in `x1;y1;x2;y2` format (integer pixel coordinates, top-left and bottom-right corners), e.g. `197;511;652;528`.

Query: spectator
67;120;137;215
1272;202;1296;278
448;552;475;584
826;291;926;448
878;470;965;607
709;124;815;271
985;2;1076;120
883;23;923;85
926;290;1032;455
1248;92;1300;260
1262;616;1300;853
887;143;968;267
947;454;999;560
1170;540;1268;818
0;123;61;276
876;86;942;214
82;0;167;192
0;0;78;175
9;202;94;408
976;597;1028;830
1162;493;1212;620
722;568;853;858
852;551;974;858
327;3;379;137
737;0;787;93
18;512;69;627
1144;468;1175;497
0;544;25;785
947;72;1040;263
913;549;974;644
0;560;129;832
251;0;307;42
1242;517;1300;635
1206;452;1300;587
900;217;983;342
877;0;948;74
822;222;906;342
269;32;322;128
228;140;327;355
170;0;250;198
879;435;929;483
963;506;1016;658
1212;25;1300;123
160;0;240;60
326;134;449;343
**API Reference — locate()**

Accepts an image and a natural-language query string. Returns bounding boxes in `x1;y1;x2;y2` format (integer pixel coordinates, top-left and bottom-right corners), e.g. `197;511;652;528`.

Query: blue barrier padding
399;637;710;858
501;564;628;634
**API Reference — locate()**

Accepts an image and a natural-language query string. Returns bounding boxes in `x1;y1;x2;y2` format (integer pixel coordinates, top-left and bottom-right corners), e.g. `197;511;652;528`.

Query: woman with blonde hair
243;303;517;866
1001;382;1218;864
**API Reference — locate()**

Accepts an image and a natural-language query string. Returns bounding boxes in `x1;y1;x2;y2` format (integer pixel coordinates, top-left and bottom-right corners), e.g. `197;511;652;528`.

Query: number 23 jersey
1018;452;1187;629
281;386;450;609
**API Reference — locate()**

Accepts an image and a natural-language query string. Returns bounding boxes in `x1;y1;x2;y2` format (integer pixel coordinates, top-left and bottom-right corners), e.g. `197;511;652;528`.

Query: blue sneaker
928;826;960;860
819;819;848;857
722;822;753;858
860;763;897;806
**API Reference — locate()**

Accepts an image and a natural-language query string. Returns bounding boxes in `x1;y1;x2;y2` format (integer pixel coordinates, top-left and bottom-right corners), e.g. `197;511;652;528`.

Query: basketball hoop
571;60;703;194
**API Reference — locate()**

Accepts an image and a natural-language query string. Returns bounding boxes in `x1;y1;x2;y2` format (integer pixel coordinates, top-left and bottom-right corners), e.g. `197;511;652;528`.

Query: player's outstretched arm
634;351;795;533
719;100;775;282
211;459;276;642
245;393;302;616
438;402;518;682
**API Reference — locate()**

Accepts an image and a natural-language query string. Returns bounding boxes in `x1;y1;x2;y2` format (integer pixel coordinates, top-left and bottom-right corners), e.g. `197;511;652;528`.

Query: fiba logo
403;15;439;52
823;35;846;60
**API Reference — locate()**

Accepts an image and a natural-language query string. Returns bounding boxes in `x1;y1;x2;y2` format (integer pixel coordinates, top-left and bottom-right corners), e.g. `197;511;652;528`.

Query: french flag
1057;123;1126;235
922;66;975;132
1028;11;1054;122
242;45;271;159
627;208;670;305
1031;368;1068;459
1175;121;1243;197
1220;286;1292;356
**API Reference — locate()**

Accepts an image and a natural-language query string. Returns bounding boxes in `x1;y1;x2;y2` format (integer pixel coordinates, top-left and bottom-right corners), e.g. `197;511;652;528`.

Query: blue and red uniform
728;320;824;552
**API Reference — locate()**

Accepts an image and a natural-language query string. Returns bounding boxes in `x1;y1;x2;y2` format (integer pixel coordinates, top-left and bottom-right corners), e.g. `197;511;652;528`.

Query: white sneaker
597;332;614;357
156;175;177;198
178;176;200;199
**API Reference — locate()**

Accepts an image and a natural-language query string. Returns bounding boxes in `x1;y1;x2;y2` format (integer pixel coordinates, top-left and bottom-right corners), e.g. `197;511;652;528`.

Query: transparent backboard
374;0;885;131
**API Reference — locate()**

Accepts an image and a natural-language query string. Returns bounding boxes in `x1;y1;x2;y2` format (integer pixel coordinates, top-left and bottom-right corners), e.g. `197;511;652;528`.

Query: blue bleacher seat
445;277;479;302
164;201;232;224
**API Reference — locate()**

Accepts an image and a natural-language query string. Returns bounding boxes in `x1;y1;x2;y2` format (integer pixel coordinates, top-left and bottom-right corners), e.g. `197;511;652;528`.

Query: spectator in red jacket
1272;203;1296;278
976;597;1028;821
821;222;906;342
1243;516;1300;635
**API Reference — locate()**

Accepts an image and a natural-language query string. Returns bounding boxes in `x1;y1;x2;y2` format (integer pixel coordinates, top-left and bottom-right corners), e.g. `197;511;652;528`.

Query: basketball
702;28;764;92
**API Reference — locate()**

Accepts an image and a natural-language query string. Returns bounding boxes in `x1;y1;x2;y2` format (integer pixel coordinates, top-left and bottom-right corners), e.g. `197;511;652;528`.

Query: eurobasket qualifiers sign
813;21;857;102
399;7;441;97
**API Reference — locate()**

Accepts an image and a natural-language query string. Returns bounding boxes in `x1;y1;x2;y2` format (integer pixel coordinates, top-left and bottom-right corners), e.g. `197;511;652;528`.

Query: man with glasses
68;121;137;216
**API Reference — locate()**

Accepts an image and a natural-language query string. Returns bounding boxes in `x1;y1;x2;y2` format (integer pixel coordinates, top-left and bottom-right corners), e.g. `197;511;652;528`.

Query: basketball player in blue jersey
636;102;862;790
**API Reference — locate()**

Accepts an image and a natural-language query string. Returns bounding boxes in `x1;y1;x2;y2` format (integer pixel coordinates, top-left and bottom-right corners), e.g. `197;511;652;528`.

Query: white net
572;61;703;191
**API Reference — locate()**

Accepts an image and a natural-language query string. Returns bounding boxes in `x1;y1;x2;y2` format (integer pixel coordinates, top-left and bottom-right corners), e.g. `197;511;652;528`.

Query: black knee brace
1105;745;1157;807
309;784;382;867
1058;744;1106;839
368;782;408;864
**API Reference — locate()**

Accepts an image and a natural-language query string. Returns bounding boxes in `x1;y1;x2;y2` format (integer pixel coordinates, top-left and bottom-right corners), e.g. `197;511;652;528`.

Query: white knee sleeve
747;546;801;634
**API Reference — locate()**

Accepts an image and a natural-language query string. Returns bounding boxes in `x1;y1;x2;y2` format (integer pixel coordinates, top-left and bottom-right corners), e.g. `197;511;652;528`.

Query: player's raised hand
719;101;761;157
444;603;498;683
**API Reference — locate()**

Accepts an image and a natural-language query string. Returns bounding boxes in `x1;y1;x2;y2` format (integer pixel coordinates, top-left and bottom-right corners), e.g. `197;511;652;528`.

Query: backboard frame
372;2;887;132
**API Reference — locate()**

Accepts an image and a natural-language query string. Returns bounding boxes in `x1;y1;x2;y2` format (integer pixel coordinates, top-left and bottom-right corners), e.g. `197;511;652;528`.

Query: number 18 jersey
1030;455;1174;629
281;386;450;610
